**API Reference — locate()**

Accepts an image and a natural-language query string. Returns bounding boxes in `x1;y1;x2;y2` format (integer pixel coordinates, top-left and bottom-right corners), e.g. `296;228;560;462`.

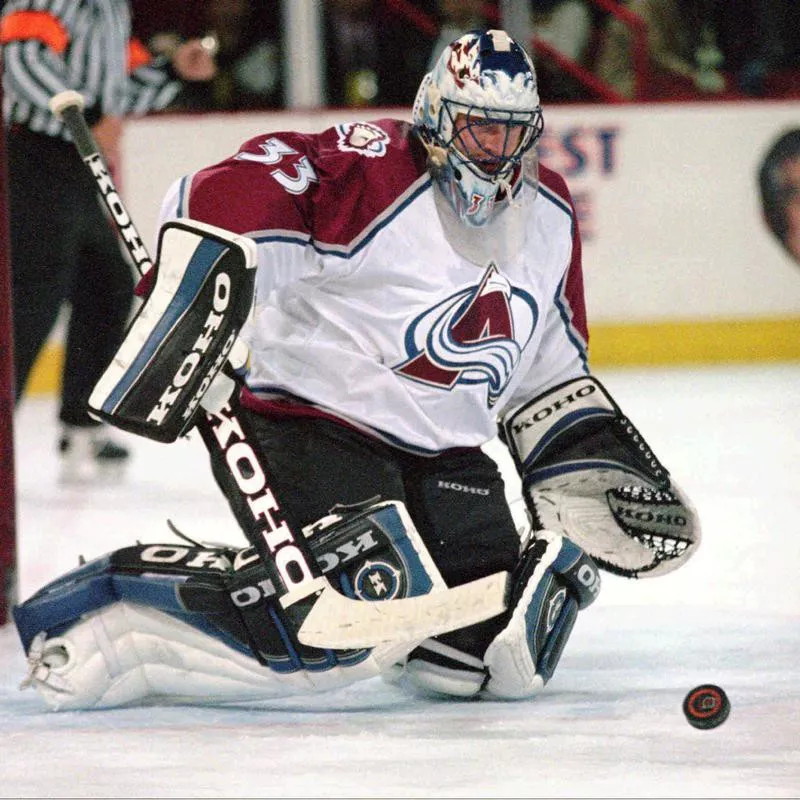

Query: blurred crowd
131;0;800;109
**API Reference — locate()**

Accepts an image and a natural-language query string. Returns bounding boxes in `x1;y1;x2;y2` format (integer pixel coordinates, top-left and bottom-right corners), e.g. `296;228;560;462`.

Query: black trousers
8;128;133;426
208;410;522;656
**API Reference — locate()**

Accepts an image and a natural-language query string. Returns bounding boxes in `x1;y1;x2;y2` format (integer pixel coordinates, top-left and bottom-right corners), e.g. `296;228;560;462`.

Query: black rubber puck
683;684;731;729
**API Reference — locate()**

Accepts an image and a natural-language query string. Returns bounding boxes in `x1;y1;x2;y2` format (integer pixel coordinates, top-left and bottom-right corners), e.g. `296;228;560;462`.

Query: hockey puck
683;684;730;729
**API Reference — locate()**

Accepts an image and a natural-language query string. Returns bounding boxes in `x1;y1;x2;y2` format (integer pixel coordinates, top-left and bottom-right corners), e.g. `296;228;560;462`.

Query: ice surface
2;364;799;798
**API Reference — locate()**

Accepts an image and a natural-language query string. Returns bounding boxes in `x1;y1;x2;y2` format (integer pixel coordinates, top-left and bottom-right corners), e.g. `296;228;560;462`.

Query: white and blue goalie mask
412;29;544;227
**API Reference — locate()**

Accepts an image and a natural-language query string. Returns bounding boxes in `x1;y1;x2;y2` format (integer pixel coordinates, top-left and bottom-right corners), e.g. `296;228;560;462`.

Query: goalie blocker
501;375;701;577
88;219;257;443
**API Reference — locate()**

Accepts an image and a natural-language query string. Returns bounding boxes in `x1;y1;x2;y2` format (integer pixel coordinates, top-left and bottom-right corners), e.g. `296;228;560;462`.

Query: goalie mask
412;29;544;227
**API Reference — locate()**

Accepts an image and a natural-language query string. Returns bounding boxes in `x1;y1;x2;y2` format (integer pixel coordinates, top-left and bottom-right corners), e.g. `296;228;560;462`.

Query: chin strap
497;172;518;209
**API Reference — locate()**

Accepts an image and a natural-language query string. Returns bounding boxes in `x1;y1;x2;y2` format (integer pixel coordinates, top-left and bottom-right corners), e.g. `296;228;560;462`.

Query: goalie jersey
158;118;589;454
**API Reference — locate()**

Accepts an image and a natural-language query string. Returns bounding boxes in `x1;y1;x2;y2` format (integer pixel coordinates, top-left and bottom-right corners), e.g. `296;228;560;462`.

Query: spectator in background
0;0;216;483
164;0;283;111
323;0;431;107
595;0;726;99
759;129;800;265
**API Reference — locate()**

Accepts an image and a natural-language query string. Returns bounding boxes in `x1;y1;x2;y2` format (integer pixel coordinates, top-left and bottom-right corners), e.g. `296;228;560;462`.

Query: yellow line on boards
25;344;65;396
589;317;800;366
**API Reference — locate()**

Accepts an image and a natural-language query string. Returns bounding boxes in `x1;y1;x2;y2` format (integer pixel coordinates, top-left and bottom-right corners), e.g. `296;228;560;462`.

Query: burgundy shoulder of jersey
184;120;425;249
185;130;322;237
309;118;429;250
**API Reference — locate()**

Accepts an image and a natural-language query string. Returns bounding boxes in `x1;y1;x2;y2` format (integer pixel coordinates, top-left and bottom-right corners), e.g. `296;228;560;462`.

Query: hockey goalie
14;29;700;710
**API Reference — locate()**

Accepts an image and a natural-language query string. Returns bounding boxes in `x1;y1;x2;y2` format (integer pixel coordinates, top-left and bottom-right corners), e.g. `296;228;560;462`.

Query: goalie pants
8;127;133;425
208;408;522;654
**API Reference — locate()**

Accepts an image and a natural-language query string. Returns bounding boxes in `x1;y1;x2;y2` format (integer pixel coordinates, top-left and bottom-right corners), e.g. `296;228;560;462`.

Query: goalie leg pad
389;532;599;701
89;219;257;443
222;499;446;674
13;543;239;655
12;545;306;710
20;603;325;711
482;531;599;700
388;636;488;698
14;501;443;709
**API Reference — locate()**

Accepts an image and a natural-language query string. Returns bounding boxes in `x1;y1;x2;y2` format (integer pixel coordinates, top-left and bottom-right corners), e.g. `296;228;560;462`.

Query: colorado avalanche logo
336;122;390;158
393;264;538;407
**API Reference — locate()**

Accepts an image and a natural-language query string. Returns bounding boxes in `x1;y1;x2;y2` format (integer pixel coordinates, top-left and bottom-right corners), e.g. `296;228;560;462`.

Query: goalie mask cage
0;69;18;627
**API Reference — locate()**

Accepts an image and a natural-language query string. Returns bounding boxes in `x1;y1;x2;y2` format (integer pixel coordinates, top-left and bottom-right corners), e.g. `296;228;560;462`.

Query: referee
0;0;215;482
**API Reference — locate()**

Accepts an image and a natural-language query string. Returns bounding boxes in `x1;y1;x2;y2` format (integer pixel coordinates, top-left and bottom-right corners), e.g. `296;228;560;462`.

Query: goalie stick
48;90;510;649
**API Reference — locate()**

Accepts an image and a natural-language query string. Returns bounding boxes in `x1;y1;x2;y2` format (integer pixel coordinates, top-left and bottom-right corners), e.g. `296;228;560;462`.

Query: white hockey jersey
158;118;589;454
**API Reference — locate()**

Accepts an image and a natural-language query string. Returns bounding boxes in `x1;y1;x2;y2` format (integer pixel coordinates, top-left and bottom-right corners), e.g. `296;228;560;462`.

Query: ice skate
57;424;130;484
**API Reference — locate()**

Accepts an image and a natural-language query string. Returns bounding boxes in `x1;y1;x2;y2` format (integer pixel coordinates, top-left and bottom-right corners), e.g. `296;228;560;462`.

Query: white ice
2;363;799;798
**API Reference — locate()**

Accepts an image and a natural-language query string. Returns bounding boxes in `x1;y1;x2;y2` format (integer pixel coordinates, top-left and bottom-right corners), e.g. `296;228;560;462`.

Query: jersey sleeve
158;120;426;297
157;130;329;296
505;167;590;409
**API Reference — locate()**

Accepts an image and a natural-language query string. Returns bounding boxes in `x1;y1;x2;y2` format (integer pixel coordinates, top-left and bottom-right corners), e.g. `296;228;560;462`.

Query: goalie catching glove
501;375;700;577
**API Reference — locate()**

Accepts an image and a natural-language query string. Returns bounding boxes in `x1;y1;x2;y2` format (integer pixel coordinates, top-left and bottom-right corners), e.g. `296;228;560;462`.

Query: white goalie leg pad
382;531;596;701
482;530;599;700
482;533;561;700
22;602;390;711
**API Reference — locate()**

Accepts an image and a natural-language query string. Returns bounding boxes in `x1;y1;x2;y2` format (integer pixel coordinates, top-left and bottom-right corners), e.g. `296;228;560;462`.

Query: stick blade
297;571;510;649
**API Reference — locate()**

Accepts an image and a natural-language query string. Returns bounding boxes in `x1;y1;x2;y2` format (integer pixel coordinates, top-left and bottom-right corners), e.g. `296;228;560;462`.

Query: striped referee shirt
0;0;182;139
